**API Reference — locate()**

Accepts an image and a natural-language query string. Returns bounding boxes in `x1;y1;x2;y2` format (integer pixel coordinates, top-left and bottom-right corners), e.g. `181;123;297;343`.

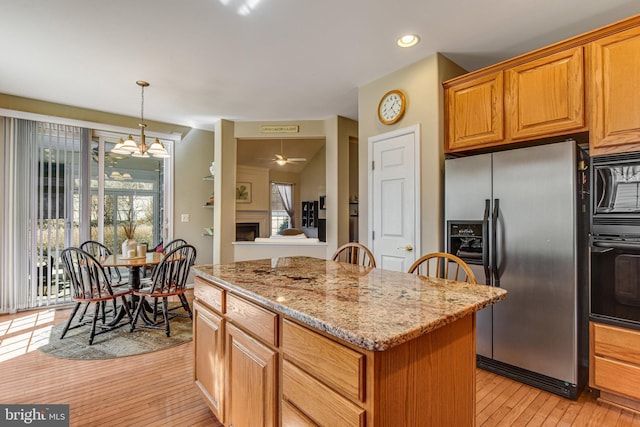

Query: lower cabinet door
226;323;278;427
193;301;225;424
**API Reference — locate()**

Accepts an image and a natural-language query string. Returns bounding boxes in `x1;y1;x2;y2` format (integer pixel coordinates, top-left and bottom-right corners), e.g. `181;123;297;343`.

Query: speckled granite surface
192;256;507;351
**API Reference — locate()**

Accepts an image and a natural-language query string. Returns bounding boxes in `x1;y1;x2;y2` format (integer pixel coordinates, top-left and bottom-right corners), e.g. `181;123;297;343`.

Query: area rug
38;306;192;360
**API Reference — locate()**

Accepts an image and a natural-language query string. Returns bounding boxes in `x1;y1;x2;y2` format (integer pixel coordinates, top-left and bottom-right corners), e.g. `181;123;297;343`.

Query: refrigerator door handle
483;199;491;285
492;198;500;287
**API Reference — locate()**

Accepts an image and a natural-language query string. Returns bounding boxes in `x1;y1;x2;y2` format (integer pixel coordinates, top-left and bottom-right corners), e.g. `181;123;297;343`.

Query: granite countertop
192;256;507;351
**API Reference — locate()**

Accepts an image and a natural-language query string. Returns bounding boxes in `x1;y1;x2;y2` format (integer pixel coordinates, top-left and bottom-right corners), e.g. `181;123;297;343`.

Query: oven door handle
590;245;614;254
592;241;640;251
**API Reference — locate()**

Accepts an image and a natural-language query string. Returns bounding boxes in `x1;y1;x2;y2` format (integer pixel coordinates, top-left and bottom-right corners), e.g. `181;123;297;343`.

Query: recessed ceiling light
397;34;420;48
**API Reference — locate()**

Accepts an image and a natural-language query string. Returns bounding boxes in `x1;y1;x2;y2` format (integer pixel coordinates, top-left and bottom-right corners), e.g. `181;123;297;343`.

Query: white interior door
369;125;420;272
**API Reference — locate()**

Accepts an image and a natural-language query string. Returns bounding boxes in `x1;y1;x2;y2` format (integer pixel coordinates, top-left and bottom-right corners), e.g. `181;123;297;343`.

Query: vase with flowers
121;221;138;257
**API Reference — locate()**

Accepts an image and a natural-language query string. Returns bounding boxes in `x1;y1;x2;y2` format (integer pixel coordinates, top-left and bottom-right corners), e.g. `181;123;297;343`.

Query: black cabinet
301;201;318;228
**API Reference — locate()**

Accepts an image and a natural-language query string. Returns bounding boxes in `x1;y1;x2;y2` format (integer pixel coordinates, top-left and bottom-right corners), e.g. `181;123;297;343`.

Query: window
90;137;165;254
271;183;293;235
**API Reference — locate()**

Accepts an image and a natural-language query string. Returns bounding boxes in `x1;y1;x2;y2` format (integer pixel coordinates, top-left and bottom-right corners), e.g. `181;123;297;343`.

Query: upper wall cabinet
445;72;504;152
444;47;586;154
507;47;585;140
444;14;640;156
590;25;640;156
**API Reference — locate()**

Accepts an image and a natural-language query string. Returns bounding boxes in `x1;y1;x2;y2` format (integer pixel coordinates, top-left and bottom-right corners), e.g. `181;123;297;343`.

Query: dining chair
59;247;133;345
143;238;187;278
130;244;197;337
332;242;376;268
80;240;123;285
164;238;188;253
407;252;477;284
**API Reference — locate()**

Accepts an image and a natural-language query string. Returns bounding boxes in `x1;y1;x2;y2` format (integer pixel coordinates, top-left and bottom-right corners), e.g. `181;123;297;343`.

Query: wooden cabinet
590;322;640;412
590;25;640;155
194;273;478;426
445;47;586;153
445;71;504;152
444;15;640;155
226;323;278;427
507;47;585;140
193;301;225;423
194;278;279;427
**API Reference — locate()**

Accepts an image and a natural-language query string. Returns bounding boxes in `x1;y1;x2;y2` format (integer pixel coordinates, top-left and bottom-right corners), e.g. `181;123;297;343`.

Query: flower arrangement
121;221;137;240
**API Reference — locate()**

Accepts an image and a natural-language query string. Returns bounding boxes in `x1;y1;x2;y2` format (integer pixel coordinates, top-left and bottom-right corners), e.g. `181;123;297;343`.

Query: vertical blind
1;118;87;312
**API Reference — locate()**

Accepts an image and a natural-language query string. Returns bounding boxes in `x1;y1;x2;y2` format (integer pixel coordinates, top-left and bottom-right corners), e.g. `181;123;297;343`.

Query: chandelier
111;80;170;158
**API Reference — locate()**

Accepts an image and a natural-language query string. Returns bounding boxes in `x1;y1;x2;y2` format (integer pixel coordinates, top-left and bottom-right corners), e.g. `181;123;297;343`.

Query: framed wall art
235;182;252;203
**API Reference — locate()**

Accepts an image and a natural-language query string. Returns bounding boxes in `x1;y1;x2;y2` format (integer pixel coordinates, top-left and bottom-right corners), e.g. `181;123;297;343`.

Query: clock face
378;90;406;125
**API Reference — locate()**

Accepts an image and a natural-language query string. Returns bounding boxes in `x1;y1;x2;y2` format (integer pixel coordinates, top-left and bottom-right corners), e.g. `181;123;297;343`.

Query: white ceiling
1;1;639;131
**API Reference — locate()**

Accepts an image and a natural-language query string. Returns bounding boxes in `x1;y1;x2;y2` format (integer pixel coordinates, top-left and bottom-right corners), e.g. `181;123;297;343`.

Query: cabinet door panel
446;71;504;152
591;25;640;154
507;47;585;139
226;323;278;427
193;301;225;423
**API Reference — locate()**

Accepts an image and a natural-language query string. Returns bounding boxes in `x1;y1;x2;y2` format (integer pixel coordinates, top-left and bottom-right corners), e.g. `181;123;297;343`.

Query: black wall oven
590;152;640;329
590;235;640;329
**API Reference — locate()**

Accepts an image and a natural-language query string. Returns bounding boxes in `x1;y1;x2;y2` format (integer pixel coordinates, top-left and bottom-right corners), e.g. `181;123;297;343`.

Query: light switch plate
181;214;189;222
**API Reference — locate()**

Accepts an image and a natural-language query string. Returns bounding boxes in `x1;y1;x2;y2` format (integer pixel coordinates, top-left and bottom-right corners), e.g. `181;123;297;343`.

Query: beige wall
236;165;270;211
300;145;326;202
173;128;215;265
0;93;189;136
213;119;236;264
357;53;466;256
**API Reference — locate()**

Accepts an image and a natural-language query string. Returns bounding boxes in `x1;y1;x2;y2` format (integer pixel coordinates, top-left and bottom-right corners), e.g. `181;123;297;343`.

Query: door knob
398;245;413;252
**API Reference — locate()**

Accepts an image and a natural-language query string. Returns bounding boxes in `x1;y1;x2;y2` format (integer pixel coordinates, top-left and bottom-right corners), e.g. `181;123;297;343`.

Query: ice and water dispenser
447;221;485;265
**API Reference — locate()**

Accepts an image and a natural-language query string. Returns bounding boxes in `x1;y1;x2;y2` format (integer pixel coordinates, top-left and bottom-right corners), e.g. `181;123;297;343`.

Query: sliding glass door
1;120;170;312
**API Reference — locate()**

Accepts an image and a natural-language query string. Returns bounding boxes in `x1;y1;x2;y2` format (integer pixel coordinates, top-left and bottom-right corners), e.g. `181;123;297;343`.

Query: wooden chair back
149;244;197;296
162;238;188;254
332;242;376;268
80;240;122;284
60;247;117;301
407;252;476;284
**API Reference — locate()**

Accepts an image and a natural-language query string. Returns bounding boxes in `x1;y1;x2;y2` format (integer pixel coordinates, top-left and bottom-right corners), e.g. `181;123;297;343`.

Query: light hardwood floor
1;300;639;427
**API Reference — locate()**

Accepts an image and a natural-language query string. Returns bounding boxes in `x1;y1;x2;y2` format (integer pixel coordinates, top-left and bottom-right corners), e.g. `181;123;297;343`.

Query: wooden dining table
99;252;164;290
99;252;164;325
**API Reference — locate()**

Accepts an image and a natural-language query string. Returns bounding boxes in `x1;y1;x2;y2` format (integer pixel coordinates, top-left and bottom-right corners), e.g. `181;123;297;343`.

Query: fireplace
236;222;259;241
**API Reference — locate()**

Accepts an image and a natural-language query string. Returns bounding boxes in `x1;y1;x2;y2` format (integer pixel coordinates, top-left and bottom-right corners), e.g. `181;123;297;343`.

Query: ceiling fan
272;140;306;166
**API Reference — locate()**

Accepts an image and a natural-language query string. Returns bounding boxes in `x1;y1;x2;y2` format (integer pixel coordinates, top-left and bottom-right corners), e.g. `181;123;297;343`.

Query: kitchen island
192;256;507;427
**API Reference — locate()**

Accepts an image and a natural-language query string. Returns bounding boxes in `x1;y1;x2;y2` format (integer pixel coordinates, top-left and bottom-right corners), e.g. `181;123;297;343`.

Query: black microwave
592;152;640;235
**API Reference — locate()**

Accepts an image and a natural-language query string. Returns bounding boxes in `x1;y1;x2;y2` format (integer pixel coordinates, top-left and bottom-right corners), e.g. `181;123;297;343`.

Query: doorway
368;125;421;272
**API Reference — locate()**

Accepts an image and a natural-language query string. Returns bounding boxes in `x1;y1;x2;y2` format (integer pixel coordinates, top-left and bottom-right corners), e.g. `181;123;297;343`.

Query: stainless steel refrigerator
444;140;589;399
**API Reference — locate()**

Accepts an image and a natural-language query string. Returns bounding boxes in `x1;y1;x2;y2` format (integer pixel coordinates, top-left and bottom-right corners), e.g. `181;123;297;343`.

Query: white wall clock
377;89;406;125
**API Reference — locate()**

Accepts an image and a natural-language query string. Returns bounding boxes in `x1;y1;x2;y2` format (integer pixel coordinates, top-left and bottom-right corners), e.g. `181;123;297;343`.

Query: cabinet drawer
194;277;225;314
283;320;365;402
226;293;278;347
281;400;316;427
593;355;640;401
282;360;364;427
593;323;640;365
